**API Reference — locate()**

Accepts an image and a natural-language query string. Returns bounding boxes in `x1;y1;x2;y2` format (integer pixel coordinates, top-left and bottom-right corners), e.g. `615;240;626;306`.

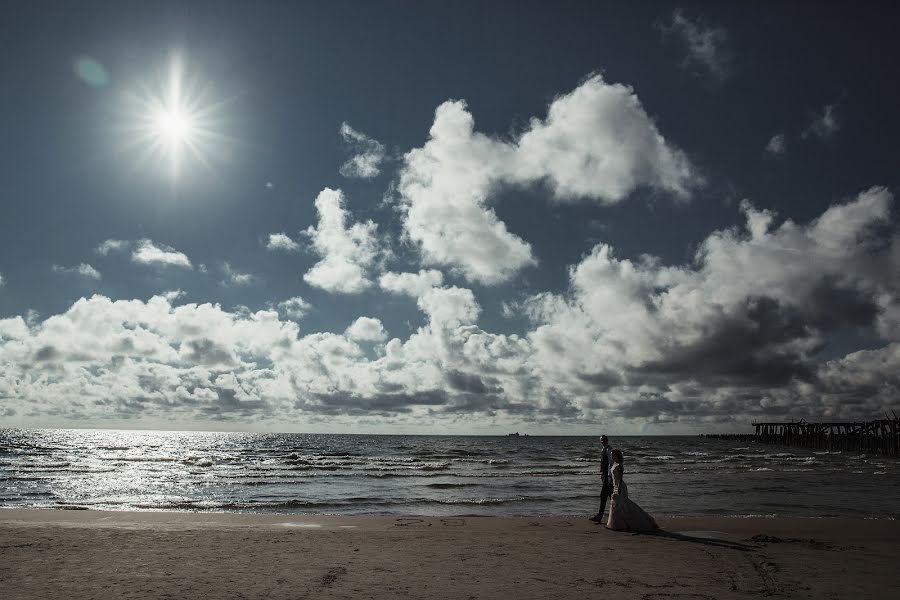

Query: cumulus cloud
220;262;255;286
345;317;388;342
266;233;300;253
379;269;444;298
131;240;192;269
765;133;786;157
660;9;732;83
339;122;386;179
0;294;300;422
303;188;381;294
398;74;699;284
2;188;897;429
524;186;897;419
277;296;312;321
95;239;130;255
52;263;102;280
803;104;841;140
162;290;185;302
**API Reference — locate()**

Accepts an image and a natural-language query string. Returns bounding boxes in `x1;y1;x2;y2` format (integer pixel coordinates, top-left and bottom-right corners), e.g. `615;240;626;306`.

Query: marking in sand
394;518;431;527
440;518;466;527
279;522;323;528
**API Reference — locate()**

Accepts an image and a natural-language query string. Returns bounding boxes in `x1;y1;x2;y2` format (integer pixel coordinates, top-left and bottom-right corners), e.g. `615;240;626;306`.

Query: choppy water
1;429;898;517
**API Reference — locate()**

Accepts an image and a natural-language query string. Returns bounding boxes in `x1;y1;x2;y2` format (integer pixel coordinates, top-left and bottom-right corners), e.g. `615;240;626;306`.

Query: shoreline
2;509;898;599
1;505;897;522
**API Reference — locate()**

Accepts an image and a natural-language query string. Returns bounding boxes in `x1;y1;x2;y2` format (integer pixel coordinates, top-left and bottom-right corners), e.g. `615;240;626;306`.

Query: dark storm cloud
639;296;817;386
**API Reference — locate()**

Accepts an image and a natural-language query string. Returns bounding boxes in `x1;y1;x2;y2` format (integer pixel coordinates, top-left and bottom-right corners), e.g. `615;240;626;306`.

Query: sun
154;108;194;145
121;54;228;180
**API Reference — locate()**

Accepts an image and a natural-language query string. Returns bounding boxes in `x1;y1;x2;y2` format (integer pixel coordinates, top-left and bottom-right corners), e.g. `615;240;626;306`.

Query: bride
606;448;659;532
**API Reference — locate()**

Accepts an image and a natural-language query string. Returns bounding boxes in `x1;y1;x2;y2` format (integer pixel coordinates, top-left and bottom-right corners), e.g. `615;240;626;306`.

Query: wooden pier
698;433;755;441
750;416;900;456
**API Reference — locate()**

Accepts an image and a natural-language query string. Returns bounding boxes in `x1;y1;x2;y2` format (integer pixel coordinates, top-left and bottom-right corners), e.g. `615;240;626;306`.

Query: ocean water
1;429;898;518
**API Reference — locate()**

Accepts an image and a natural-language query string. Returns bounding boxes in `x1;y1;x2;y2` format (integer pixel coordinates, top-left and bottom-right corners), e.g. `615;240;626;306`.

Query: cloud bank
2;188;897;429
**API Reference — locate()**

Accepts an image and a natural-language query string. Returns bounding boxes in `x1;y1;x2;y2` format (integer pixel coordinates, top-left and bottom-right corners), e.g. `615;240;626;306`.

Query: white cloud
0;272;4;287
339;122;386;179
417;286;481;330
95;239;130;255
398;74;699;284
803;104;841;140
661;9;732;82
162;290;185;302
52;263;102;280
277;296;312;320
765;133;786;157
379;270;444;298
266;233;300;253
525;187;896;410
220;262;254;286
2;188;896;429
0;315;29;340
303;188;380;294
345;316;387;342
513;76;699;201
131;240;192;269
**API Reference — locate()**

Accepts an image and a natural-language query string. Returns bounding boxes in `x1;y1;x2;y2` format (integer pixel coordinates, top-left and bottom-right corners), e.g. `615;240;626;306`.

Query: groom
590;434;613;522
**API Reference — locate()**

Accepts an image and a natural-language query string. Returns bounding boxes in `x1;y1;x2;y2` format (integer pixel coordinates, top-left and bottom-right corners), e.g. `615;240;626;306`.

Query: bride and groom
590;434;658;532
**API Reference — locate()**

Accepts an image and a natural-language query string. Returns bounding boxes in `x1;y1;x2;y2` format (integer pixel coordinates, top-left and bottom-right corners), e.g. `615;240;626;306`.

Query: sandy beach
0;509;897;599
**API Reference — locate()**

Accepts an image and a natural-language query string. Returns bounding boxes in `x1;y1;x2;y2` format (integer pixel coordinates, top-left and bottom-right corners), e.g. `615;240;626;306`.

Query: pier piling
745;417;900;456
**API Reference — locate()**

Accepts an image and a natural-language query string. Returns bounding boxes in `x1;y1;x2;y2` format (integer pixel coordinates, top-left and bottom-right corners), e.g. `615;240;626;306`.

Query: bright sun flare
154;108;194;145
123;54;226;180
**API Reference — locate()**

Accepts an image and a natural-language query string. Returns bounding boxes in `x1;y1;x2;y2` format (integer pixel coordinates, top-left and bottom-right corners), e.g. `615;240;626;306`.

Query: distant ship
507;432;529;437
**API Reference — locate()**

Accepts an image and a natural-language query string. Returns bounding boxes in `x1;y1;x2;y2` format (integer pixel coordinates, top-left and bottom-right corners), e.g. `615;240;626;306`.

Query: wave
422;497;550;506
424;483;479;489
98;456;180;462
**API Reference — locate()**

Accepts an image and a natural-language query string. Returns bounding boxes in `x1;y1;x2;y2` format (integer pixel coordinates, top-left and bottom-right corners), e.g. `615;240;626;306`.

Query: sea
1;429;898;518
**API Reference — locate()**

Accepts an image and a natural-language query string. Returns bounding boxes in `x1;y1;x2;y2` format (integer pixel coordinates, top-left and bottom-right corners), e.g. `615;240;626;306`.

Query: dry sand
1;509;898;599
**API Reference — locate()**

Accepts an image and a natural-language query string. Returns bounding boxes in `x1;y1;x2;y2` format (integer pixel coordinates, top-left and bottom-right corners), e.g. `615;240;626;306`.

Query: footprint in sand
321;566;347;587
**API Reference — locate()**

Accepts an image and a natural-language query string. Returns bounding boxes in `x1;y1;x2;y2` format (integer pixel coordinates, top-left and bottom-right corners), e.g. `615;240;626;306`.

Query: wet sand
1;509;898;599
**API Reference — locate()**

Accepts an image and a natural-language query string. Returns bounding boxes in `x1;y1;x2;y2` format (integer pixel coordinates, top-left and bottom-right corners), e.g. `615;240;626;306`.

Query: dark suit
596;446;614;519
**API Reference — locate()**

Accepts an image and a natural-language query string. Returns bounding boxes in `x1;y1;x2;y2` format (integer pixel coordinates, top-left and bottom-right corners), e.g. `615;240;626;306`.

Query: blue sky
1;1;898;433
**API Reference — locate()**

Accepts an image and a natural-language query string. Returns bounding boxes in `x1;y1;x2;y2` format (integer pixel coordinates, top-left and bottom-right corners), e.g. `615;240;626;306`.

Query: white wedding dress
606;462;658;532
